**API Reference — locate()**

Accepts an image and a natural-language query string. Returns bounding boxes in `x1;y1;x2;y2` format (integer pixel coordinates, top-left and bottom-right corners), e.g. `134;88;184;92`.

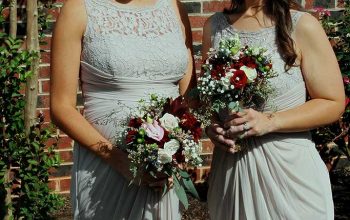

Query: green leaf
181;176;199;199
173;175;189;209
178;169;190;178
28;159;38;165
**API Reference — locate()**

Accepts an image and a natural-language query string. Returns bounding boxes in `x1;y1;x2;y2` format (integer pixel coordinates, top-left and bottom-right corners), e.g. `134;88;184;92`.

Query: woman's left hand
223;108;279;139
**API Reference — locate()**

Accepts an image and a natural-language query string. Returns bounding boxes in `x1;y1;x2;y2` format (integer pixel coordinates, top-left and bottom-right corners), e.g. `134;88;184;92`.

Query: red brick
37;94;50;108
45;137;58;148
59;178;71;192
203;1;231;13
337;1;345;8
305;0;315;9
57;136;74;149
189;15;209;28
192;30;203;43
40;36;52;50
201;139;214;154
39;66;51;78
40;51;50;64
41;80;50;93
48;179;58;191
59;150;73;163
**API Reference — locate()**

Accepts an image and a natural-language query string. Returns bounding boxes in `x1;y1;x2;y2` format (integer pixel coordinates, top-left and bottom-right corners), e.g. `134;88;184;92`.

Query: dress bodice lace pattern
71;0;188;219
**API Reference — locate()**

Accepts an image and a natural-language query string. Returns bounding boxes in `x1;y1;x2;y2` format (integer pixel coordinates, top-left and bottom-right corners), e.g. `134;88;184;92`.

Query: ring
238;131;247;139
243;122;249;131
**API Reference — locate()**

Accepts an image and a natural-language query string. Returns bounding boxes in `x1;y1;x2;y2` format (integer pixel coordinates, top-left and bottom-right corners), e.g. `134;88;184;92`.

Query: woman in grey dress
50;0;195;219
203;0;345;219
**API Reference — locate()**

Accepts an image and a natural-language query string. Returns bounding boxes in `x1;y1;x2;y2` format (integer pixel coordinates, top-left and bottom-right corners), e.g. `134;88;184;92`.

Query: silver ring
243;122;249;131
238;130;247;139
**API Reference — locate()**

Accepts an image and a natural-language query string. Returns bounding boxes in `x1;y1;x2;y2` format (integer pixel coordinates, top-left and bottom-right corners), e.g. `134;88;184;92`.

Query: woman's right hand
206;121;244;154
109;147;171;191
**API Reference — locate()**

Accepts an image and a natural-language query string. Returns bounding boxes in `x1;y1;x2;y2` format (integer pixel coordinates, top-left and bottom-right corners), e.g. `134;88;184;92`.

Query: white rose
157;139;180;164
240;66;257;82
157;149;172;164
159;113;179;131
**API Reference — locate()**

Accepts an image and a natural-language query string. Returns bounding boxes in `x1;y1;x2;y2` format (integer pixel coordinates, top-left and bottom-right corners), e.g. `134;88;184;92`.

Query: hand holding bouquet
124;94;202;209
197;34;277;123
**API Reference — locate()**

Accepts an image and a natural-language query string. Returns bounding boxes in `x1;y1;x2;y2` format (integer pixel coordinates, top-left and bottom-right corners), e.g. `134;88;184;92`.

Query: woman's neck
239;0;265;15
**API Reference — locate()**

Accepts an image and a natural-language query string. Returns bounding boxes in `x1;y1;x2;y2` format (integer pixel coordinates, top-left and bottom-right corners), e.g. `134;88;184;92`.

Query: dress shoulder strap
291;10;306;32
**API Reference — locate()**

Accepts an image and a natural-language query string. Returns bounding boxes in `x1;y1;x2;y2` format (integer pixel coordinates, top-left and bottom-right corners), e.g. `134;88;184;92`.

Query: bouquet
124;94;202;208
196;34;277;123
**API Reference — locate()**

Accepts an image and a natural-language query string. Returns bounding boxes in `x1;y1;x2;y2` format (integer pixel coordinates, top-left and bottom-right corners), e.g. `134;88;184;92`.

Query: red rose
126;130;138;143
192;127;202;142
230;70;248;89
211;64;226;80
231;62;243;70
128;117;142;128
163;96;189;118
173;151;186;163
180;113;197;130
241;56;257;69
180;113;202;142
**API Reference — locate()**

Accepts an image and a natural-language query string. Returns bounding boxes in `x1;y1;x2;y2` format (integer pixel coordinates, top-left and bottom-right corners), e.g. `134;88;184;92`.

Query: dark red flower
126;130;138;143
231;62;244;70
158;130;170;148
230;70;248;89
163;96;189;118
211;64;226;80
180;113;202;142
241;56;257;69
128;117;142;128
192;127;203;142
173;151;186;163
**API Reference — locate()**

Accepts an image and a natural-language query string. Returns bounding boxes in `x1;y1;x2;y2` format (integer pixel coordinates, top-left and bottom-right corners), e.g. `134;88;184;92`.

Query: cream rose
240;66;257;82
157;139;180;164
159;113;179;131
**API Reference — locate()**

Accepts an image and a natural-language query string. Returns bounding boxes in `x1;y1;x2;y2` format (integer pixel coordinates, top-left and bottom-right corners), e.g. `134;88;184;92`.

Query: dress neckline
103;0;165;12
220;12;275;35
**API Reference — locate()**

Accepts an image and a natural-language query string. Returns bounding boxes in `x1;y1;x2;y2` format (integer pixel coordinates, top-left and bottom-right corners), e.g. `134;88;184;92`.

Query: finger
225;125;245;138
207;127;225;140
224;117;247;128
212;139;237;154
211;139;230;150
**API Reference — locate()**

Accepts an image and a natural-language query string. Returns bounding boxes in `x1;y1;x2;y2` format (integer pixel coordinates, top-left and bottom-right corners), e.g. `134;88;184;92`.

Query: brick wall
31;0;343;194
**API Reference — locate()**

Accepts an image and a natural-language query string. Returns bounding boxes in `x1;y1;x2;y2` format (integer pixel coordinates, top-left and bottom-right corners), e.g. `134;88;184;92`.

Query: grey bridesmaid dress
70;0;189;219
207;12;334;220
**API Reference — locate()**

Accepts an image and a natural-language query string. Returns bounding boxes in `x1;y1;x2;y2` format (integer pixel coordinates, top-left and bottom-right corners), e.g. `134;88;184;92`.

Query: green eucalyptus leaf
173;175;189;209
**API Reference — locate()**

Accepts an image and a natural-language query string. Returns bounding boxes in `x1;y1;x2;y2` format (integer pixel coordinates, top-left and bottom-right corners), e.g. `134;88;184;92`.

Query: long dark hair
225;0;303;69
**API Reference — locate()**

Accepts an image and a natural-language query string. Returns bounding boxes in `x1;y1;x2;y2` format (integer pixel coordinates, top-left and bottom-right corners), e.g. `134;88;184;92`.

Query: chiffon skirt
208;132;334;220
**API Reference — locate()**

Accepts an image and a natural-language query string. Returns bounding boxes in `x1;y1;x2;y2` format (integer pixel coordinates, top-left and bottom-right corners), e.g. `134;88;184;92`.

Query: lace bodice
210;11;307;111
79;0;189;143
82;0;188;79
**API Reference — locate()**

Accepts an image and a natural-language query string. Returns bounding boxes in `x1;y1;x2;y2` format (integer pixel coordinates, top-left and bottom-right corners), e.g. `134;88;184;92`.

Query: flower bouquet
196;34;277;123
124;94;202;208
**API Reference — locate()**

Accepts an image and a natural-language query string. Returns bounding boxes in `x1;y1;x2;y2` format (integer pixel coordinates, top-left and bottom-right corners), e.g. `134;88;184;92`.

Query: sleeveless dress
207;12;334;220
70;0;189;219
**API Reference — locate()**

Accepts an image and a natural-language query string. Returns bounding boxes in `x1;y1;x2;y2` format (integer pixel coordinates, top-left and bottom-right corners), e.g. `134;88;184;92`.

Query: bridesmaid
203;0;345;219
50;0;195;219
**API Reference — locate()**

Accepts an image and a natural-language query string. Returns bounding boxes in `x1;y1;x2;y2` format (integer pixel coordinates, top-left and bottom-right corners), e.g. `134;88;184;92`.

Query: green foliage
15;116;63;219
0;2;63;219
313;1;350;168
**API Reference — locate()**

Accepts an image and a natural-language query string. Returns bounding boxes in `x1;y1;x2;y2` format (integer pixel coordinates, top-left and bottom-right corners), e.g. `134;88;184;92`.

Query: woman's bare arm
50;0;132;180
